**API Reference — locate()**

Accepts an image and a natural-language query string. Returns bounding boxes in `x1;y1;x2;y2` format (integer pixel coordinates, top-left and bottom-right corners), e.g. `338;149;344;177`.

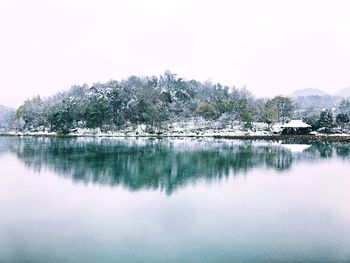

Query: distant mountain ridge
290;87;350;98
334;86;350;97
290;89;328;98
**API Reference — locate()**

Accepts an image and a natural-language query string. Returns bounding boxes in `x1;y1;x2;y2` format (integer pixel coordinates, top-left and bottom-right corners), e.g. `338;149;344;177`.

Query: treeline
0;106;15;131
1;71;350;134
300;99;350;133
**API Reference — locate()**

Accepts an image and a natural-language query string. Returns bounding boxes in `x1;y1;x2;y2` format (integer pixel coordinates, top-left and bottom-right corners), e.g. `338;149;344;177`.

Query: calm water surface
0;137;349;263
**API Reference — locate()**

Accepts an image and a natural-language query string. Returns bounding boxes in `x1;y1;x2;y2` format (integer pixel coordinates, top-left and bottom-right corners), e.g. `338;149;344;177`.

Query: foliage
193;102;220;120
338;99;350;115
335;113;350;130
240;111;255;129
83;96;113;129
260;102;278;127
0;106;15;131
16;96;47;130
48;99;74;134
269;96;294;123
316;110;334;133
303;109;320;130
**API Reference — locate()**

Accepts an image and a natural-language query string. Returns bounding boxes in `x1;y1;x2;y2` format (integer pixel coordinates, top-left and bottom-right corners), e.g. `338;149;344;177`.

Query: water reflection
1;137;350;194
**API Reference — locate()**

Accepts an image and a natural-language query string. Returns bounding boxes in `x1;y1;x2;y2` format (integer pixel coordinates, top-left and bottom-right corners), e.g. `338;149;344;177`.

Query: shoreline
2;132;350;143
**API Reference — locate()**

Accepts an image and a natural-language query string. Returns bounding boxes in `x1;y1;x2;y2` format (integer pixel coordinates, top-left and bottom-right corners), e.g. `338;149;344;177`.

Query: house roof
282;120;311;128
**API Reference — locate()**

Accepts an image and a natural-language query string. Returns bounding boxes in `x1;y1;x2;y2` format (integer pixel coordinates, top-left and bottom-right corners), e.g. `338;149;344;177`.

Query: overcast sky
1;0;350;107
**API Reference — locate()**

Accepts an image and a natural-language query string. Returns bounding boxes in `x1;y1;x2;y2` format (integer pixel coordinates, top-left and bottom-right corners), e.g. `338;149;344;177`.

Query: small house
281;120;312;135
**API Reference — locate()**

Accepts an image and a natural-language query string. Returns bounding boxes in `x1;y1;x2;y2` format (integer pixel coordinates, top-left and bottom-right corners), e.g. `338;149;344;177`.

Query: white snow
2;119;350;138
282;120;311;128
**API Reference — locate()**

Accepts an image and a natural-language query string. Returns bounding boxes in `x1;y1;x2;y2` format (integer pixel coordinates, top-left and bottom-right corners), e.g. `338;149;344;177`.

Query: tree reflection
1;137;349;194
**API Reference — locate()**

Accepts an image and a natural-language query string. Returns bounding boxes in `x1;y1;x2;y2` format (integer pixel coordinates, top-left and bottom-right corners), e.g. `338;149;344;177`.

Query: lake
0;136;349;263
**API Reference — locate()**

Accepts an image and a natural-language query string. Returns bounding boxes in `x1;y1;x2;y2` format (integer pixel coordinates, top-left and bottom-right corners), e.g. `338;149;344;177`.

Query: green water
0;137;349;263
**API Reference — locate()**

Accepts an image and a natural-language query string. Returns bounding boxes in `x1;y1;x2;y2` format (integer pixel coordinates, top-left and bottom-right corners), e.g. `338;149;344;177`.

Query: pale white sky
1;0;350;107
